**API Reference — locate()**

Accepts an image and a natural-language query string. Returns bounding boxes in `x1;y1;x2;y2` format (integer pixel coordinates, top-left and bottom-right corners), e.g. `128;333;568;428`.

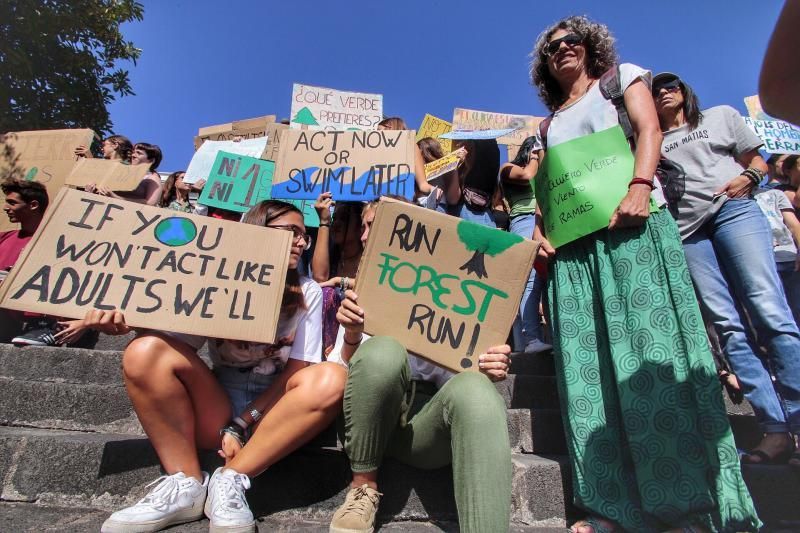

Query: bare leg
227;362;346;476
123;333;231;480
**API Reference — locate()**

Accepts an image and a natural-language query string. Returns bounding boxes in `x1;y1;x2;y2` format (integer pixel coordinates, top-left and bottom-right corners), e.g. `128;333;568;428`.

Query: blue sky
107;1;783;172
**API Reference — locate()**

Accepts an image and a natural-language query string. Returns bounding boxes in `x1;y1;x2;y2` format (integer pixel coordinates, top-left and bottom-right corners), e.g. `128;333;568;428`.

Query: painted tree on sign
292;107;319;126
456;221;523;279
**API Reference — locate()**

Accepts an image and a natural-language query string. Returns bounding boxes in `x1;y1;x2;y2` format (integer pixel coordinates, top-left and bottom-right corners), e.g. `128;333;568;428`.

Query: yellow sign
416;114;452;154
423;148;465;184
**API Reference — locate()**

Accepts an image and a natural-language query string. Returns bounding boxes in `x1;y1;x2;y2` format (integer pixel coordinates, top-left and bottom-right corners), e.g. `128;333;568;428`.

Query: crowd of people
2;11;799;533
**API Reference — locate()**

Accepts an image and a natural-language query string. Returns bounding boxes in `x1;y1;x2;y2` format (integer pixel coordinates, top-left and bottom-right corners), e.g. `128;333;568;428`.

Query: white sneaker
204;467;256;532
101;472;209;532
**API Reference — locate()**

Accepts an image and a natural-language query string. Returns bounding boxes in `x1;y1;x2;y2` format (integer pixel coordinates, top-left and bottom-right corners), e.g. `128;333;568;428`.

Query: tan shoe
329;484;382;533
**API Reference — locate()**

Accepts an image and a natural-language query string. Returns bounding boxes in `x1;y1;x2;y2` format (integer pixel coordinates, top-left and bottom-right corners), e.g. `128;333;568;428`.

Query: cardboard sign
290;83;383;131
534;126;646;248
440;128;519;140
66;159;150;191
191;115;289;162
355;199;538;372
185;137;270;185
424;148;464;185
452;108;541;147
743;116;800;155
194;115;276;146
0;129;95;231
198;151;275;212
0;188;292;343
271;129;416;201
416;114;453;154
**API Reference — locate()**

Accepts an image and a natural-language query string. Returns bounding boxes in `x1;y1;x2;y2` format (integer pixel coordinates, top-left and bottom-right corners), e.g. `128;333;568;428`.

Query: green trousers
343;336;512;533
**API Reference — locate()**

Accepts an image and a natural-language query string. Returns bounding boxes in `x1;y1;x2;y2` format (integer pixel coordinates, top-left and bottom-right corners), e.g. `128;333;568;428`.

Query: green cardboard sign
535;125;642;248
279;198;321;228
198;151;274;213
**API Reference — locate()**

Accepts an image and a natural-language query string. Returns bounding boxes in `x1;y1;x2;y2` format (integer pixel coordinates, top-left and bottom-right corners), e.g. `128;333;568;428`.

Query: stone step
0;375;569;454
0;426;576;528
0;502;570;533
509;351;556;376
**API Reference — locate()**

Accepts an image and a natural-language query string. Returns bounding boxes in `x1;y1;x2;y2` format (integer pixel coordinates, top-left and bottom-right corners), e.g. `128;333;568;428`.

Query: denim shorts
213;365;277;417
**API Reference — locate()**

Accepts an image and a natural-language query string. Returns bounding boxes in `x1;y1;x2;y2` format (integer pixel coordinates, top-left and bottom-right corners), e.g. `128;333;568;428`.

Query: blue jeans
437;201;497;228
213;365;277;417
509;213;544;349
682;198;800;434
777;261;800;328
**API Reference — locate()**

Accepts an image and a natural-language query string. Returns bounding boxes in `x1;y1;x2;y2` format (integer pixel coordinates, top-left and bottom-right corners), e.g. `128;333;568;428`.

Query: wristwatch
249;408;262;422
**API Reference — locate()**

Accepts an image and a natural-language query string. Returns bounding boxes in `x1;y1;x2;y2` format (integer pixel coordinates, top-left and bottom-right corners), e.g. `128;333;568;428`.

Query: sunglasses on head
653;79;681;96
545;33;582;56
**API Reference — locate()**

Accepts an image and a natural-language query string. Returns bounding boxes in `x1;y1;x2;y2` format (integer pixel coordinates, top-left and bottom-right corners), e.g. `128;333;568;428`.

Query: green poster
198;151;274;213
534;125;649;248
278;198;321;228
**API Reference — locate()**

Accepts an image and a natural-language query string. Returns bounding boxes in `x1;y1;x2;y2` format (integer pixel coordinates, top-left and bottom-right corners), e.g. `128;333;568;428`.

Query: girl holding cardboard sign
84;200;345;533
530;16;758;533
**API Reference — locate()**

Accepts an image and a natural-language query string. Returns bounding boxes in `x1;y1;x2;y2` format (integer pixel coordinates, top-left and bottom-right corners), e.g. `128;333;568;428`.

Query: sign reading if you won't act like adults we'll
271;129;417;201
0;188;291;343
355;199;539;373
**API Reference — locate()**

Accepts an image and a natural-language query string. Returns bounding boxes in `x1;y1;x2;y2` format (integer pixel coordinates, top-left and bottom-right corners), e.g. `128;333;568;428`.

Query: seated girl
85;200;346;533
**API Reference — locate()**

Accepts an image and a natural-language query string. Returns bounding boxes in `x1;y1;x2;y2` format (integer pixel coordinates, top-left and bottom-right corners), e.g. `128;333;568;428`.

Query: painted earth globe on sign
154;217;198;247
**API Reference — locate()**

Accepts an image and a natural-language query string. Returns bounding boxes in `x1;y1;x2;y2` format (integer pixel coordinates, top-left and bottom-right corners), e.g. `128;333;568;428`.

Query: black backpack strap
599;65;635;143
538;114;554;151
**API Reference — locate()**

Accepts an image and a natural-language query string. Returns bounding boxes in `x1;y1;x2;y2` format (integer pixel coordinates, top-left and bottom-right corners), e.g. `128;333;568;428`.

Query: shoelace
341;485;382;518
214;472;251;511
135;475;183;511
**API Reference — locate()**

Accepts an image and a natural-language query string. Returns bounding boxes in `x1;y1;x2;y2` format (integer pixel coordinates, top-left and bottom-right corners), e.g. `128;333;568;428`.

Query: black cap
653;72;680;86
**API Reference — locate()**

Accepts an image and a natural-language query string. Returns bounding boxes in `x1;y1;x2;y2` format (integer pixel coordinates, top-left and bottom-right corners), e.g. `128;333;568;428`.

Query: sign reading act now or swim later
0;189;291;343
271;129;416;201
355;199;539;373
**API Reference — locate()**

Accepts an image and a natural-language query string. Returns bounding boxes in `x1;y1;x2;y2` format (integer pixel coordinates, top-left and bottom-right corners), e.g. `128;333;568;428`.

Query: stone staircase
0;338;798;531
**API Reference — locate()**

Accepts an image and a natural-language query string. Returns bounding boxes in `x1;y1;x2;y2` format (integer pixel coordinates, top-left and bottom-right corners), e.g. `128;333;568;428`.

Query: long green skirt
546;210;760;532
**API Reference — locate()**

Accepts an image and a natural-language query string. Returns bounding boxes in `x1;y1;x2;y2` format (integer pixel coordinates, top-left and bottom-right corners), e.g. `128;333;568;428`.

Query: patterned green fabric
546;209;760;533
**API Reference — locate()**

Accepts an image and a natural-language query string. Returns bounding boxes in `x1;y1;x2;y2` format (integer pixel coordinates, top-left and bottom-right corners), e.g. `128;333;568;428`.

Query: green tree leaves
0;0;144;135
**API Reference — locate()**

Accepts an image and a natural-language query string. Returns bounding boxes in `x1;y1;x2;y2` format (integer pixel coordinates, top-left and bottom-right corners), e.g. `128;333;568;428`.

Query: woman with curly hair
530;16;759;533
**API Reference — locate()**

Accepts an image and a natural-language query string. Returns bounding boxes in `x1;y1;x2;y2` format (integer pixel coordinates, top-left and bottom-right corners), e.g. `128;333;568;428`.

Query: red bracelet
628;177;655;189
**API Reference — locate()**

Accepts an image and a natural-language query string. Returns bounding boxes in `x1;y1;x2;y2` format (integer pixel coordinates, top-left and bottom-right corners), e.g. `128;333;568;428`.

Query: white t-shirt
208;276;323;374
327;328;454;389
538;63;665;206
754;188;798;263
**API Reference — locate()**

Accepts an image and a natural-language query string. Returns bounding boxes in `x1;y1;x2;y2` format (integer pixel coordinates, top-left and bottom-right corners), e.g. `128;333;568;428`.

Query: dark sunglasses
267;224;312;250
545;34;582;56
652;79;681;96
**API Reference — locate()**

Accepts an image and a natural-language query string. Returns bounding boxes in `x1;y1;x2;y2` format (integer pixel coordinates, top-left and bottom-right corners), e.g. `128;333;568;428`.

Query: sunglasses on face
652;79;681;96
267;224;312;250
545;33;582;56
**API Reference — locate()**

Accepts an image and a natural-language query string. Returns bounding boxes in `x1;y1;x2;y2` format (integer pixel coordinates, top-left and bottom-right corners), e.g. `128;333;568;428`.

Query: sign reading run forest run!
534;125;646;249
355;199;539;373
290;83;383;131
271;129;416;201
0;188;292;344
198;151;275;212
